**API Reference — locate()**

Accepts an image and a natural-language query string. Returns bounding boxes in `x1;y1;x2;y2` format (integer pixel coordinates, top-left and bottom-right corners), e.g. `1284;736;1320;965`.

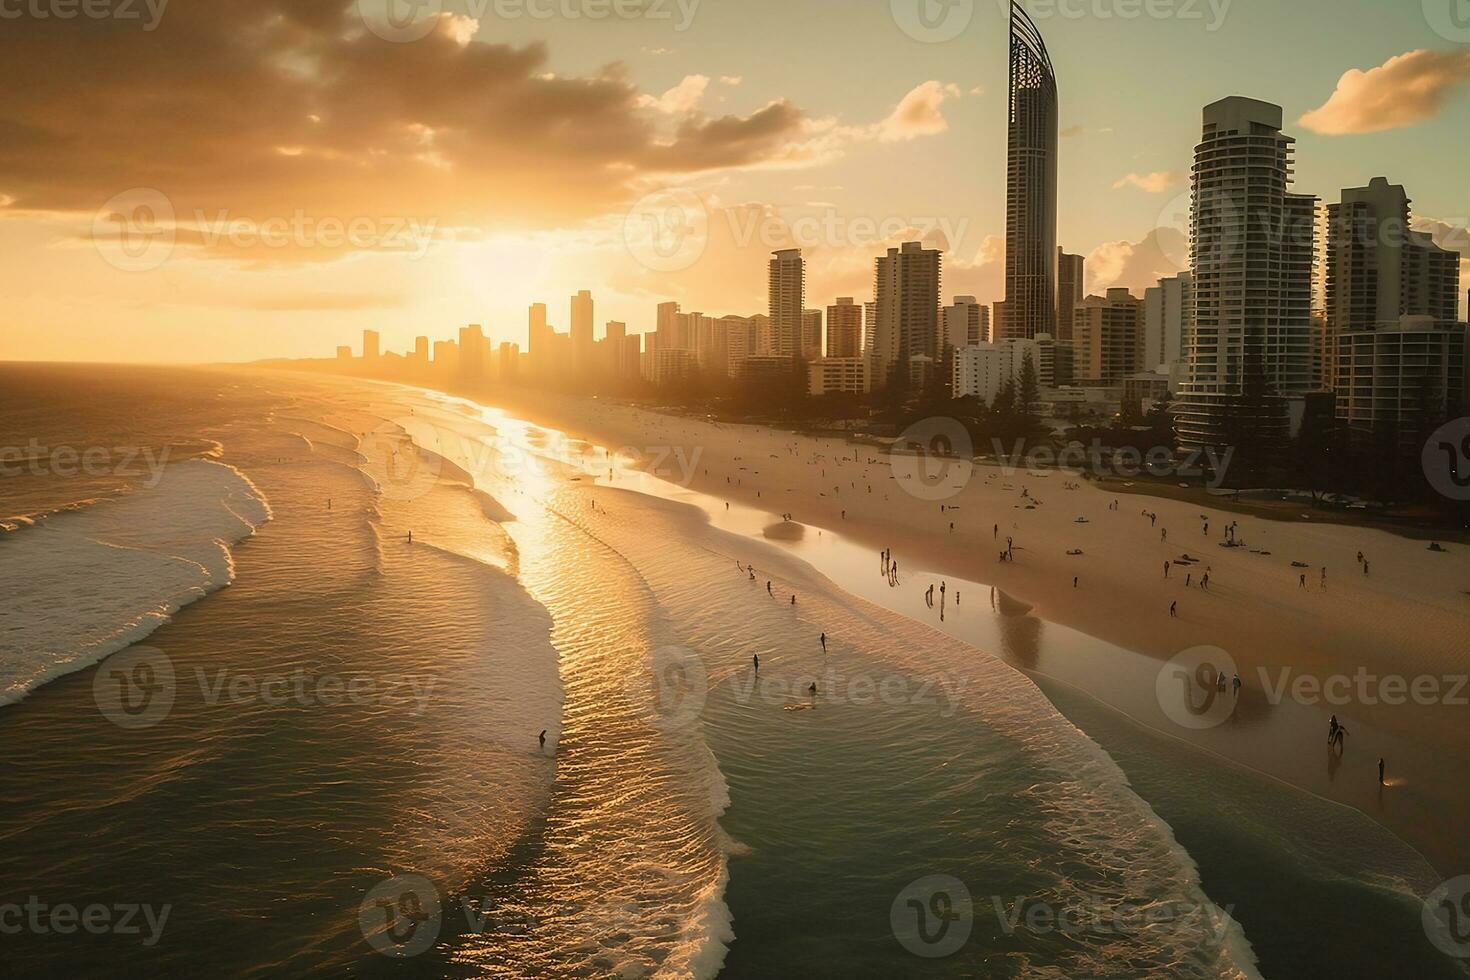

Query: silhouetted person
753;654;759;672
539;730;547;749
1378;757;1385;785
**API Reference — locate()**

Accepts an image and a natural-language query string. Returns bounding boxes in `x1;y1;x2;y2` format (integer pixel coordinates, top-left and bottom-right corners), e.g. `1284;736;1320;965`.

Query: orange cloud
1299;49;1470;135
1111;172;1181;194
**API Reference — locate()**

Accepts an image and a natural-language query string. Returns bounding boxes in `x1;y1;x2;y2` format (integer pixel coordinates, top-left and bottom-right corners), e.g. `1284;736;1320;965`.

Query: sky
3;0;1470;363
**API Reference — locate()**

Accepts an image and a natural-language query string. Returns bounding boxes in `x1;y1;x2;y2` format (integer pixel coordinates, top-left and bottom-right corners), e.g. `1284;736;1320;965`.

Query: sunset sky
4;0;1470;363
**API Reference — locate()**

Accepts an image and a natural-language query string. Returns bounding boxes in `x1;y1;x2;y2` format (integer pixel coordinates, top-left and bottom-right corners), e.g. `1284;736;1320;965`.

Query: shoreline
449;382;1470;880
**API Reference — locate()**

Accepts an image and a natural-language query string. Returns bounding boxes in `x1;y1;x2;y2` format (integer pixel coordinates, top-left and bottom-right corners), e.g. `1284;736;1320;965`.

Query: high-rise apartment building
942;296;989;350
1143;271;1192;375
800;309;823;361
363;329;380;361
571;290;594;373
1174;97;1316;451
827;298;863;358
1056;251;1084;341
1327;177;1464;440
871;242;942;386
1072;289;1145;385
768;249;805;360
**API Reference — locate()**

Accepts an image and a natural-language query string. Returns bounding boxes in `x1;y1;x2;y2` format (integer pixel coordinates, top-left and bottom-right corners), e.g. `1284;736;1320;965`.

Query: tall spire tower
1001;1;1059;341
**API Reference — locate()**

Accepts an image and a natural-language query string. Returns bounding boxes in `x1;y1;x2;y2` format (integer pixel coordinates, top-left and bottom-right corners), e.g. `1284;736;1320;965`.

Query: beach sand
482;387;1470;875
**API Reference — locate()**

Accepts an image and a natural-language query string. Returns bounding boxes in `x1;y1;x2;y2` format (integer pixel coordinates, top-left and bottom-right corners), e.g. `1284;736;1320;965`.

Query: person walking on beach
1185;573;1192;588
1232;674;1241;697
539;730;547;749
753;654;760;672
767;580;773;596
1299;573;1307;589
1378;757;1385;785
1169;601;1177;618
1073;576;1078;588
1321;567;1327;589
1161;528;1168;543
1328;715;1339;743
820;633;827;653
791;594;796;606
1164;560;1171;578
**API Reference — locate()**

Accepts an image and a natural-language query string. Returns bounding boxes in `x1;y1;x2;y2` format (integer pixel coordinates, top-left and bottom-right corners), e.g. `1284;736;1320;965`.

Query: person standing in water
820;633;827;653
539;730;547;749
753;654;760;672
1378;757;1385;785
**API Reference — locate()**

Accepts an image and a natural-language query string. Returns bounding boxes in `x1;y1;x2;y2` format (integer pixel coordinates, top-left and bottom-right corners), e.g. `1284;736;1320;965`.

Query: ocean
0;363;1459;979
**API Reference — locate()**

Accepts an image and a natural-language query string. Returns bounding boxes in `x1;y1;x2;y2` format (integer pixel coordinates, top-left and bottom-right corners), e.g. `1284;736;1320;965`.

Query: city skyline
5;0;1470;362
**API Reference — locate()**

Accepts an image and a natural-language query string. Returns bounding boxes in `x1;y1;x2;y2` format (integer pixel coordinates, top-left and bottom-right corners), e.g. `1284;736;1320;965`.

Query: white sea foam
0;459;270;705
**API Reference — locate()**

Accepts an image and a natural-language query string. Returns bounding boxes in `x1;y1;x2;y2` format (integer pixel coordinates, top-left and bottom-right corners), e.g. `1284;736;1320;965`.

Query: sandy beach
480;386;1470;876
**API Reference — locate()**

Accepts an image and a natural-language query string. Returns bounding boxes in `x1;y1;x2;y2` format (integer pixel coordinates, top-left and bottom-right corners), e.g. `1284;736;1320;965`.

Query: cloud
1112;172;1181;194
720;75;743;86
1085;228;1187;295
639;75;711;114
874;81;962;142
1299;49;1470;135
0;1;816;249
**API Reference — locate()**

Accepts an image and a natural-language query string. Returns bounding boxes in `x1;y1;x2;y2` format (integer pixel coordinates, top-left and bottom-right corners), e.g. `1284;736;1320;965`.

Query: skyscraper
528;303;550;374
871;242;942;386
571;289;594;374
942;296;989;349
1002;1;1058;341
1056;251;1084;341
800;309;823;361
1072;289;1145;385
1327;177;1464;441
768;249;805;359
827;298;863;358
1143;271;1192;375
1174;97;1316;451
363;329;380;361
